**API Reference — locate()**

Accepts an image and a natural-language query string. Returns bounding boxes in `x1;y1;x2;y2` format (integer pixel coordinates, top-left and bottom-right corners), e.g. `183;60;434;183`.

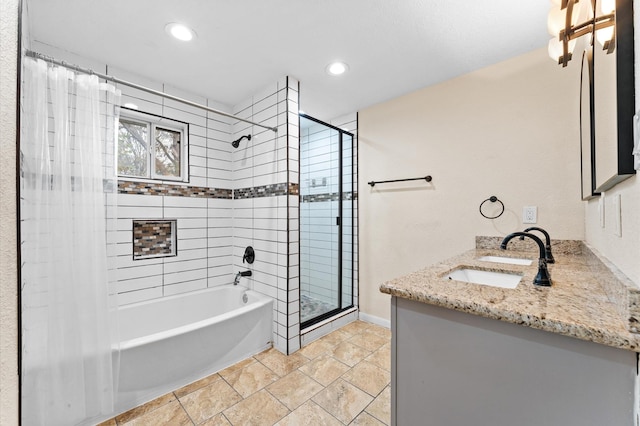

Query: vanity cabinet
391;297;637;426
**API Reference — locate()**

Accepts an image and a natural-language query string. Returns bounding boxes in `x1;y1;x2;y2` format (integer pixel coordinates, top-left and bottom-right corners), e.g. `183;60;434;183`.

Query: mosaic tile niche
133;219;177;259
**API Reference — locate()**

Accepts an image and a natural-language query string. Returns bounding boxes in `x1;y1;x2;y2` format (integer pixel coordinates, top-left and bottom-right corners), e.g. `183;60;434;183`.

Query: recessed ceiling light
123;102;139;110
326;62;349;76
165;23;196;41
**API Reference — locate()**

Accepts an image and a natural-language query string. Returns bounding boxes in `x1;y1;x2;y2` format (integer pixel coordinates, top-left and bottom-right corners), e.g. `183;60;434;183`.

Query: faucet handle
243;246;255;264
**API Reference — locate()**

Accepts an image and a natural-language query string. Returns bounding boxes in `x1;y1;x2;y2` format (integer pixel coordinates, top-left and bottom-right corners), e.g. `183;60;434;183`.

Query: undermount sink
446;268;522;289
477;255;532;266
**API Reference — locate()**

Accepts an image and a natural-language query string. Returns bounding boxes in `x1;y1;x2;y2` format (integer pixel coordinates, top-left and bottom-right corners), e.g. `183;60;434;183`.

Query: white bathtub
114;285;273;414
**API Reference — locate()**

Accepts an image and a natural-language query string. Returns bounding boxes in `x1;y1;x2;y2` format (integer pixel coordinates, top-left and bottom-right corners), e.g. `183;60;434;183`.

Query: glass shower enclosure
299;115;354;328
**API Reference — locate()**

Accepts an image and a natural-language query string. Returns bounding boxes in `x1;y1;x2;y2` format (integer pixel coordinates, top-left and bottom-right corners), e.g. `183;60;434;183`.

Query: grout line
221;413;233;425
173;392;196;426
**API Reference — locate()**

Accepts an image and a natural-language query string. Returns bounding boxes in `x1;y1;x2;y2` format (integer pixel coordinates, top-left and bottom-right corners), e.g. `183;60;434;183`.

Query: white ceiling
27;0;549;122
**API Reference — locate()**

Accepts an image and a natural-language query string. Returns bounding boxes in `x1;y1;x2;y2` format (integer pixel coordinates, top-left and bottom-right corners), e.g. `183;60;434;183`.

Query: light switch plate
523;206;537;224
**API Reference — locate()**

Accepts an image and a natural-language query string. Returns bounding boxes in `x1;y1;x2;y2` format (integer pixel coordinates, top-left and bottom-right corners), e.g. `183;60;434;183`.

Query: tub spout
234;270;252;285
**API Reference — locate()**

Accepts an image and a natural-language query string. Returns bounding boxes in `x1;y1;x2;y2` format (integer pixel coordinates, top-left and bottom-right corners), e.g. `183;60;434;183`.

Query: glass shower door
299;115;354;327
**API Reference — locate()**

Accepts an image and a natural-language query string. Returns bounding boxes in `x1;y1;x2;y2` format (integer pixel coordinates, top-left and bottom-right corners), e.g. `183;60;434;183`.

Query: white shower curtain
21;58;121;426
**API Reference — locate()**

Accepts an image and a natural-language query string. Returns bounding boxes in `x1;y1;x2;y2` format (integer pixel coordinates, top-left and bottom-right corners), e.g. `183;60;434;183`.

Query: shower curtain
20;58;121;425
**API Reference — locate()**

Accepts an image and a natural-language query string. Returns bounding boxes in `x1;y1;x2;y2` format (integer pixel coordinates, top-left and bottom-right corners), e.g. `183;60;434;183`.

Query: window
118;111;188;181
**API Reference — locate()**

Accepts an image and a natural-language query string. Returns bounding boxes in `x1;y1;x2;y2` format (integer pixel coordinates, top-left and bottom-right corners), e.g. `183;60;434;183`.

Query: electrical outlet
523;206;537;224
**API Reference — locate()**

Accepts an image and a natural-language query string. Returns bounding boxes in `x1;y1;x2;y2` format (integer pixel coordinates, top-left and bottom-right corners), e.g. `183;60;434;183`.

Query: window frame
117;109;189;183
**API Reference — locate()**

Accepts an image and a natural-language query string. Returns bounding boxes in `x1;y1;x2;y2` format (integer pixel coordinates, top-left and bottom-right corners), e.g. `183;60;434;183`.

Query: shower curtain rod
25;50;278;133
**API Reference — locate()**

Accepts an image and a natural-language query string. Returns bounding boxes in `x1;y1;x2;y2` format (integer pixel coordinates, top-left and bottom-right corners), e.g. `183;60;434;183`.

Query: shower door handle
336;216;341;226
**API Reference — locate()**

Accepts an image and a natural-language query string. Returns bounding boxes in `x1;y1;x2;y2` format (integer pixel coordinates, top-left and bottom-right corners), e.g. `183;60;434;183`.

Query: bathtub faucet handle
243;246;255;264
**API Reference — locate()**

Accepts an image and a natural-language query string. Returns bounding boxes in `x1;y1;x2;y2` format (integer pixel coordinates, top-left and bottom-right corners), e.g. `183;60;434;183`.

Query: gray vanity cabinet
391;297;637;426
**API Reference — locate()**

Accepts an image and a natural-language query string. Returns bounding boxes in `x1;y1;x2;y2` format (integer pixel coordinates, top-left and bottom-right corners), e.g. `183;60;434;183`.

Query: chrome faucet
519;226;554;264
501;232;552;286
234;270;252;285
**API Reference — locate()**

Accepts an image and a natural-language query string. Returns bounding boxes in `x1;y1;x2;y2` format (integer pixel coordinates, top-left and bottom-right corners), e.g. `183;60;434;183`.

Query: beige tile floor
100;320;391;426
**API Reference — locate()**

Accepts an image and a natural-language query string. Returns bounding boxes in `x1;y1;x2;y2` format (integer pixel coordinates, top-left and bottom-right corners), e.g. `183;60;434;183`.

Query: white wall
358;48;585;321
584;0;640;286
0;0;19;424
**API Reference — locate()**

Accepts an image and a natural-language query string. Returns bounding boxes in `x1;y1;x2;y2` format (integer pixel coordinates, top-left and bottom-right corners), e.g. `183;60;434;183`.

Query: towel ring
479;196;504;219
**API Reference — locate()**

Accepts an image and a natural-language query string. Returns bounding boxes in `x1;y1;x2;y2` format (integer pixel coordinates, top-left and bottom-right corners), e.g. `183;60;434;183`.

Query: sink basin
477;255;532;266
446;268;522;289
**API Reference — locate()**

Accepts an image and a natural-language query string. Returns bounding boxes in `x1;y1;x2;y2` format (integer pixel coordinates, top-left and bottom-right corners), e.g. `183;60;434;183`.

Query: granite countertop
379;238;640;352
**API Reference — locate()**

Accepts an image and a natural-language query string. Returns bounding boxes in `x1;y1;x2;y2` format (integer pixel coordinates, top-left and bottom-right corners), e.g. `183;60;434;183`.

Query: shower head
231;134;251;148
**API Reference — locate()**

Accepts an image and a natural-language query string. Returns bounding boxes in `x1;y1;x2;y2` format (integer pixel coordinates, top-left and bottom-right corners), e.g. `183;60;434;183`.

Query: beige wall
584;0;640;286
358;48;585;321
0;0;20;424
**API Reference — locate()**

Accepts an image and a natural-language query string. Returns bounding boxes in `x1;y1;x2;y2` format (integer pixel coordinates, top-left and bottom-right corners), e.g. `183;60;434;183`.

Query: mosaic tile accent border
301;191;357;203
119;181;299;200
234;183;287;199
288;182;299;196
119;180;232;199
234;182;300;199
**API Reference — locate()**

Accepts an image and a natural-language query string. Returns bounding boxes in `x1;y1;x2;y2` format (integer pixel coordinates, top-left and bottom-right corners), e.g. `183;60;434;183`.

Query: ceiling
26;0;549;122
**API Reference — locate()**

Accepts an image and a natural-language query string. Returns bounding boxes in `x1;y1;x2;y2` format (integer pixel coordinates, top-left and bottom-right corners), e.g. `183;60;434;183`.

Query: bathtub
114;285;273;414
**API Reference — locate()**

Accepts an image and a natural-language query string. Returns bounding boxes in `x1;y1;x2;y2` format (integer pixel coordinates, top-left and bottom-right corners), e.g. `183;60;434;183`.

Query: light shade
548;37;577;62
548;37;563;61
548;2;583;36
165;23;196;41
547;5;566;36
596;26;615;47
600;0;615;14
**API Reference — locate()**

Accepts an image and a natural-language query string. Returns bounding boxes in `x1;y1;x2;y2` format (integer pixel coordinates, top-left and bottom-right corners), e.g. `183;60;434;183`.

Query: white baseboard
359;312;390;329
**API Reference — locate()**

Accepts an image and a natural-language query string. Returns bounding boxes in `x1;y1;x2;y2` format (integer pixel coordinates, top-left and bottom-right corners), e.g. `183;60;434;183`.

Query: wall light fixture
548;0;616;67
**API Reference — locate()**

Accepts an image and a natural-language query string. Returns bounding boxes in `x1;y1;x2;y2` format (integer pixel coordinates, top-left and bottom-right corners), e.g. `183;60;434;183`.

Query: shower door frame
299;114;355;330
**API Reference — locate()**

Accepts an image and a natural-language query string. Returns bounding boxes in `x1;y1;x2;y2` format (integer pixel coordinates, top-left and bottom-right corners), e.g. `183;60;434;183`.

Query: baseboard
359;312;390;329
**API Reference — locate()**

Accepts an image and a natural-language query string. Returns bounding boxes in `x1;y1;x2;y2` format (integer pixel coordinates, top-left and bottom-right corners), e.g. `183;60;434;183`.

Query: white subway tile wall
231;77;300;354
113;77;234;306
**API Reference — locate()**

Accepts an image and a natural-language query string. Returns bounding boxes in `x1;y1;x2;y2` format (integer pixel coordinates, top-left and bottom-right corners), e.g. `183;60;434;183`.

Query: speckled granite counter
380;238;640;352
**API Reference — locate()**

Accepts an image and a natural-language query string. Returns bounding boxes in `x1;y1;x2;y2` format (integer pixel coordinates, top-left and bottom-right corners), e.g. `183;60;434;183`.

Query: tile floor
100;320;391;425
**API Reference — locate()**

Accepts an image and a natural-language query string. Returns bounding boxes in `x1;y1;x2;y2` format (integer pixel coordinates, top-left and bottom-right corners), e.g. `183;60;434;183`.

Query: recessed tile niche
133;219;177;260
